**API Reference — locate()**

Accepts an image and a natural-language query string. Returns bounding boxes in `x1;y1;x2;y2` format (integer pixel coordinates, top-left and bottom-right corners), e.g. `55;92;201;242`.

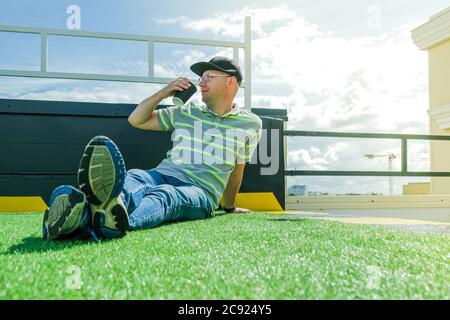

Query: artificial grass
0;212;448;299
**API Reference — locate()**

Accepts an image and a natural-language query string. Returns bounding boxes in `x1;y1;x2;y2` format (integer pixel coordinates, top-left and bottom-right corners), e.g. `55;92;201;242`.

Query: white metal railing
0;16;252;108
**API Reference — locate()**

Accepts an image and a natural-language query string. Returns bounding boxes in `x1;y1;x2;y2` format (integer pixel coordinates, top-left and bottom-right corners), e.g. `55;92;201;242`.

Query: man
43;56;262;241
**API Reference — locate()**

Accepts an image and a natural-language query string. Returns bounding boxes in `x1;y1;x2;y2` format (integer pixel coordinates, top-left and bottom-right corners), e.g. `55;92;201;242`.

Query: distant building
307;191;329;196
288;185;307;196
337;192;383;196
403;182;431;195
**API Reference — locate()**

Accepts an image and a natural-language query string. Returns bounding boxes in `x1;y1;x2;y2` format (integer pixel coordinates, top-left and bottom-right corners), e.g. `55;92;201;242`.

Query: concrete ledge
428;104;450;129
412;6;450;50
286;195;450;209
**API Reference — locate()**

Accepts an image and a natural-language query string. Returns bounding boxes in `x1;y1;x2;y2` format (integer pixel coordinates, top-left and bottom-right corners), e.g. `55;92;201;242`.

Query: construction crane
364;152;396;195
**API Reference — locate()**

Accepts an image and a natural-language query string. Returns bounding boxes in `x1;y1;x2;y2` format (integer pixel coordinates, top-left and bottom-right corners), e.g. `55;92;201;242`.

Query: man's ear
228;76;237;86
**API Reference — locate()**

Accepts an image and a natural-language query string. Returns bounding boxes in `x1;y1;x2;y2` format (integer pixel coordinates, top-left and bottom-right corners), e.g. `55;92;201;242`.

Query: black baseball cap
190;56;243;86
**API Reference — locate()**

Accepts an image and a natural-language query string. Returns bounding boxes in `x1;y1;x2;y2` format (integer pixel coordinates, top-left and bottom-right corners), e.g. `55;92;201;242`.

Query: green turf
0;212;449;299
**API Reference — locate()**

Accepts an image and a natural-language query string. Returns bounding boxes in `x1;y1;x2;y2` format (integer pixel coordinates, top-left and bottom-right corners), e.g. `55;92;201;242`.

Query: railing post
40;33;47;72
244;16;251;110
148;40;154;78
401;138;408;174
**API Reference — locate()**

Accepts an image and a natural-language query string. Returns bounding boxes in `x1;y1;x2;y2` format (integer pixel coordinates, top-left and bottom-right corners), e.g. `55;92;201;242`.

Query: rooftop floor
277;208;450;234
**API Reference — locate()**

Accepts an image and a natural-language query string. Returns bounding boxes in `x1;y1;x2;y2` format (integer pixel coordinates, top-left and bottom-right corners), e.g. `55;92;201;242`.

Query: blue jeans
120;169;213;230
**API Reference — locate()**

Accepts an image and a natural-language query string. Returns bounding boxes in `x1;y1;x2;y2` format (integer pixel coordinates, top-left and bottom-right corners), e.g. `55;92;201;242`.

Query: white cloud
156;6;429;135
253;21;428;133
154;63;178;78
1;79;165;104
154;6;299;40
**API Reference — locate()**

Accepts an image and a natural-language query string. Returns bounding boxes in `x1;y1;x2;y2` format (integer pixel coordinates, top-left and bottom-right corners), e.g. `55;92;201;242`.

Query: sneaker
77;136;129;238
43;185;90;240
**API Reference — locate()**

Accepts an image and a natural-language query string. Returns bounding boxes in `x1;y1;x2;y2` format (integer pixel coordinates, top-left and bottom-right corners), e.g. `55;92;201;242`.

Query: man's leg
128;182;212;230
42;185;95;241
119;168;170;215
78;136;129;239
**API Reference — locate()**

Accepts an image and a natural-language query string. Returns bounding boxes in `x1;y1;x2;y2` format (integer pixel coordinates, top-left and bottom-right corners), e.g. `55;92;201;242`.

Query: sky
1;0;449;195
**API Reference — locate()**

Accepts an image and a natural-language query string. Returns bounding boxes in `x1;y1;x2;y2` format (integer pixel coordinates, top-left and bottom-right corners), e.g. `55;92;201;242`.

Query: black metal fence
284;130;450;177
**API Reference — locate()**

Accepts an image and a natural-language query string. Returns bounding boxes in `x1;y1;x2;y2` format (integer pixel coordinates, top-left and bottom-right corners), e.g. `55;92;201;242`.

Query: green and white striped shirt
155;102;262;211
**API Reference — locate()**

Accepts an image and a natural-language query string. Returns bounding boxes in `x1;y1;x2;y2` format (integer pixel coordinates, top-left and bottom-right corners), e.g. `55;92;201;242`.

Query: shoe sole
77;136;128;236
93;204;129;238
43;186;86;240
78;136;125;205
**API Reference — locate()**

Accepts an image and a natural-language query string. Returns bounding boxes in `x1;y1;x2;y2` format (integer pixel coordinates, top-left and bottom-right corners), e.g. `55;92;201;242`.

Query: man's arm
222;163;251;213
128;77;191;131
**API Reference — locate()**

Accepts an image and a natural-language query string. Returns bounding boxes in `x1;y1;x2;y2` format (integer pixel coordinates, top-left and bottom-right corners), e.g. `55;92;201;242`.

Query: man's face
199;69;230;104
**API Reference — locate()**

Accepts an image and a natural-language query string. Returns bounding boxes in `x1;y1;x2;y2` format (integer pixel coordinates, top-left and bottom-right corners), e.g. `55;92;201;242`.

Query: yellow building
402;182;431;195
412;7;450;195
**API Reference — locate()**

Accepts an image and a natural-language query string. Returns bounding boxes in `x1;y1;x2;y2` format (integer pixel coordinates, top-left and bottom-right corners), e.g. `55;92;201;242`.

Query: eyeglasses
198;74;232;84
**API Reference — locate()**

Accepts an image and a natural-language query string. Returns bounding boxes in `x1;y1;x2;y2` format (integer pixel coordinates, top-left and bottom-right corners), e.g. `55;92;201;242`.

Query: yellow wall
402;183;431;195
429;38;450;107
429;38;450;194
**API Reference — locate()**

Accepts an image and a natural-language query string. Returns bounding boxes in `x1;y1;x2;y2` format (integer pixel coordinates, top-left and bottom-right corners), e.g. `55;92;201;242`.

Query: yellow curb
221;192;284;211
0;197;47;213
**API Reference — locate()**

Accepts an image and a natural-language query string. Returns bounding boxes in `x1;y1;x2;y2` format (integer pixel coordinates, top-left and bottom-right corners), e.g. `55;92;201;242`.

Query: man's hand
160;77;192;99
128;76;192;130
232;207;251;214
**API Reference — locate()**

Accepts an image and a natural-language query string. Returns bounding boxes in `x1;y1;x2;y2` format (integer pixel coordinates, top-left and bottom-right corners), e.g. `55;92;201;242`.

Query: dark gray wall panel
0;98;287;209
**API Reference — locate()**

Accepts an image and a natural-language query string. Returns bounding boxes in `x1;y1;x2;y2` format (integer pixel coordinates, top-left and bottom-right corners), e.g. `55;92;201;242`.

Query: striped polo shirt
155;102;262;211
